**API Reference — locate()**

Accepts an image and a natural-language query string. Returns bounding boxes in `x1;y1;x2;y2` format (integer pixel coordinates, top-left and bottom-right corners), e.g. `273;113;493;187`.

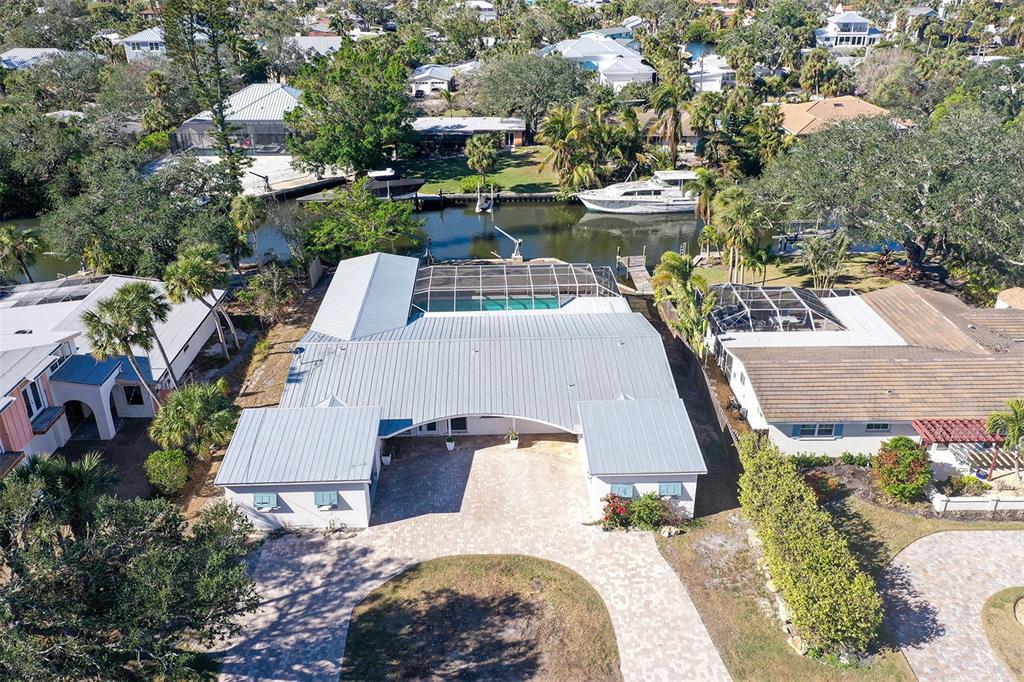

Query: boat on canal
575;170;699;214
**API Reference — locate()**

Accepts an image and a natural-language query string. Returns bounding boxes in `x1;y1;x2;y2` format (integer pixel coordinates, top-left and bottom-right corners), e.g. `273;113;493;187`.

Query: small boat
576;170;699;214
475;186;493;213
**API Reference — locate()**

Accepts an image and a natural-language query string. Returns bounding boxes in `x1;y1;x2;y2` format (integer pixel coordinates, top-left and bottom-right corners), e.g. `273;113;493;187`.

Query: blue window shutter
834;424;844;438
659;482;682;498
610;483;634;498
790;424;802;438
314;491;338;508
253;493;277;509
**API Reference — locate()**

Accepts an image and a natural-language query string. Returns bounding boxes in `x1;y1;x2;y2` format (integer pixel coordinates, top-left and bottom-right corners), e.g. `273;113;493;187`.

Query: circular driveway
216;437;730;681
883;530;1024;682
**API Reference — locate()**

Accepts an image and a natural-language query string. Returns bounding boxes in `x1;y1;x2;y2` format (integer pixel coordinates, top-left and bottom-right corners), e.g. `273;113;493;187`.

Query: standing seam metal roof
580;399;707;475
215;407;381;485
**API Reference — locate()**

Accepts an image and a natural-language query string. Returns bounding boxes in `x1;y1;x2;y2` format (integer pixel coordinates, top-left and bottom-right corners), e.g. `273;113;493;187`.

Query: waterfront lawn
395;146;558;193
342;555;621;681
695;253;896;293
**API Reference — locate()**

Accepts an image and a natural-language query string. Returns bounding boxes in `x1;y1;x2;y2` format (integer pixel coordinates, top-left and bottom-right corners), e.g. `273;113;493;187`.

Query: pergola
709;283;848;333
410;263;620;314
911;418;1004;446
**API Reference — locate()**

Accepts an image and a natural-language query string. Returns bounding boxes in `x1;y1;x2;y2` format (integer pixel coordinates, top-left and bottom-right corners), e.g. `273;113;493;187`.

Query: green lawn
395;146;558;193
696;253;897;293
982;586;1024;680
342;555;621;681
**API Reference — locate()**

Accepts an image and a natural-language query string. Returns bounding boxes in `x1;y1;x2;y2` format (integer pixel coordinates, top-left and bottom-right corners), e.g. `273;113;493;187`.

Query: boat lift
490;224;524;263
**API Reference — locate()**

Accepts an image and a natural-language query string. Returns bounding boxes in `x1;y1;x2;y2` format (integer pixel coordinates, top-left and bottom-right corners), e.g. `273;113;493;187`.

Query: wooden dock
616;247;654;295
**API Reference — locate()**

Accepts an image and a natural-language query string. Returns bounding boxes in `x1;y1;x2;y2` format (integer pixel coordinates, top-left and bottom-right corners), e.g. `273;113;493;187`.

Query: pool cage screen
410;263;621;314
709;283;848;333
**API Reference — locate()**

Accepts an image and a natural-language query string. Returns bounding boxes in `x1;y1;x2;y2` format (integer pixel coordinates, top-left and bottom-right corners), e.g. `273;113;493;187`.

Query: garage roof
580;399;707;475
216;406;381;485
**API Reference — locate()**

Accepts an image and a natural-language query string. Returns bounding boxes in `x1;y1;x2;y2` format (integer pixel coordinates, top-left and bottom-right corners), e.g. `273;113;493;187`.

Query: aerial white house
688;53;737;93
0;275;224;460
708;283;1024;457
216;254;708;529
0;48;68;70
172;82;300;154
815;11;883;49
409;64;455;97
539;35;655;92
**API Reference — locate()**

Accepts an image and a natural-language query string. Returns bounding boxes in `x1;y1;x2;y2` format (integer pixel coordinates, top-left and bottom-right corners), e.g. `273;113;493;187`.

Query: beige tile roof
997;287;1024;309
733;345;1024;422
779;96;890;135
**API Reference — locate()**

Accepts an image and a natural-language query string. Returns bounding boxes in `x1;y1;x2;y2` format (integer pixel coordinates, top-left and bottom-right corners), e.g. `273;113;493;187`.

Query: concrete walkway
217;437;730;682
883;530;1024;682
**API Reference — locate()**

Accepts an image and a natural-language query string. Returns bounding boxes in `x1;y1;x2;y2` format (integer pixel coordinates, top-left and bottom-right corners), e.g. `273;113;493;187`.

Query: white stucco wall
49;373;118;440
587;473;699;520
24;413;71;457
110;381;157;419
225;482;373;529
168;310;219;383
766;422;919;456
399;416;563;438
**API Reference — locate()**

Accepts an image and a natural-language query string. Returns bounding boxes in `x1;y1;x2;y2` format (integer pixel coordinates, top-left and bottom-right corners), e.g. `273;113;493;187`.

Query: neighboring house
463;0;497;21
409;64;455;97
996;288;1024;309
688;53;736;93
539;35;655;92
622;15;647;31
172;82;301;154
888;6;940;40
778;95;890;135
580;26;639;50
815;11;883;49
216;254;708;529
0;48;66;69
413;116;525;151
709;283;1024;457
0;275;224;461
123;27;208;62
284;35;344;57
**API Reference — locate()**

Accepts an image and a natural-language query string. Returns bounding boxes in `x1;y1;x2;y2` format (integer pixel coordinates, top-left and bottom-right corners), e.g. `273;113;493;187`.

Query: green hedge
738;433;883;653
144;449;189;496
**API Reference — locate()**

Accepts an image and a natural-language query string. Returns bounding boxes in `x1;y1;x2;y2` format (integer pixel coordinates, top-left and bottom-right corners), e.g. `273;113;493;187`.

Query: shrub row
600;492;669;531
790;452;872;469
872;436;931;502
738;433;883;654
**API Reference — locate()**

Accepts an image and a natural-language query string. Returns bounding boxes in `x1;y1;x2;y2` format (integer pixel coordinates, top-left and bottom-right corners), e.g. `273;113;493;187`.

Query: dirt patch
342;555;622;681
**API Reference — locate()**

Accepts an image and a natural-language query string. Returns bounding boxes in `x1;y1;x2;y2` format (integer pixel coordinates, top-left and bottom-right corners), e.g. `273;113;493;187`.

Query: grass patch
696;253;896;293
982;586;1024;679
657;511;912;681
395;146;558;193
342;554;621;681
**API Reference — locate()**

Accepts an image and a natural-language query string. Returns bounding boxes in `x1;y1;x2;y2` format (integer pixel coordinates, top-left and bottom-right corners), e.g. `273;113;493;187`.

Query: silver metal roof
580;399;707;475
184;82;301;124
215;407;381;485
282;312;680;434
307;253;419;341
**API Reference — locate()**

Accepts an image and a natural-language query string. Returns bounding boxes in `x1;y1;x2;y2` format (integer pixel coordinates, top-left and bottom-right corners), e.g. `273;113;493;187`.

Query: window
865;423;890;433
314;491;338;509
123;385;145;406
794;423;840;438
610;483;635;498
449;417;468;433
424;421;437;432
253;493;278;511
659;482;683;498
21;378;47;420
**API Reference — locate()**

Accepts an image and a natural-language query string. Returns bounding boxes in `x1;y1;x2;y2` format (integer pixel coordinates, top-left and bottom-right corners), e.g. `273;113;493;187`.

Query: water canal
10;200;705;283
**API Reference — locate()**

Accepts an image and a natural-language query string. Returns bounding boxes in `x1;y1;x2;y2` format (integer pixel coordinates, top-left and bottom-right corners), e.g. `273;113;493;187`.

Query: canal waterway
9;201;704;283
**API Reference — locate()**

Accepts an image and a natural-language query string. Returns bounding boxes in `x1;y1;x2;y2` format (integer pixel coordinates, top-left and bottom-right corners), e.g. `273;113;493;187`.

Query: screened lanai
410;263;620;313
709;283;847;333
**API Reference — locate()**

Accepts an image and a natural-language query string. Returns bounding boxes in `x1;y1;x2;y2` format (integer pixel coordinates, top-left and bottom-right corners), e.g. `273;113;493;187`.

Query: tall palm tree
652;252;714;362
117;281;180;389
986;399;1024;482
649;62;694;170
712;185;766;283
685;167;721;225
0;224;44;283
82;292;163;406
149;382;239;459
229;195;267;270
164;249;236;359
9;452;118;539
537;105;581;183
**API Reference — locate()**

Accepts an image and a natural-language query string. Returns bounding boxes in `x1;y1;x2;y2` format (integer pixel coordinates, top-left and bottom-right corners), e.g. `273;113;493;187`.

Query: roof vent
15;329;32;334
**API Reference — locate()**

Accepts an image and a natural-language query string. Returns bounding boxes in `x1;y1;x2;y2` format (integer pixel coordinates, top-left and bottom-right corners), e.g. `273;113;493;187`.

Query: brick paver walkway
217;437;730;682
883;530;1024;682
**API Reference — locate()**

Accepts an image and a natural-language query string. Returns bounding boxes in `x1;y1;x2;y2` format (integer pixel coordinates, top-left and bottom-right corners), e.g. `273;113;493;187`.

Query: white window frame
865;423;891;433
798;423;835;438
21;377;47;421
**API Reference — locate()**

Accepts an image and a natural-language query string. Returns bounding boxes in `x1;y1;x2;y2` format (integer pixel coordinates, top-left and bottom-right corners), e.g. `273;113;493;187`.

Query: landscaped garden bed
341;555;621;681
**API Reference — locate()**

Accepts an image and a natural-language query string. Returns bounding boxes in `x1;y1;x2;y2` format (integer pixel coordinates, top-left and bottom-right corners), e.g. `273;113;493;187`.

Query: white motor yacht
576;170;699;214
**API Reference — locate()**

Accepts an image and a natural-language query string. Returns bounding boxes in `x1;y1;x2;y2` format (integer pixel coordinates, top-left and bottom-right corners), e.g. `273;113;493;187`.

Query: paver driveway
883;530;1024;682
217;436;730;682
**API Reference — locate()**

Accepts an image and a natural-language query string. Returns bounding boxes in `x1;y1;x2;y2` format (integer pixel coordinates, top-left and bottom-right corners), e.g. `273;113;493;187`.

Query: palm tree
439;89;455;116
649;62;694;170
465;133;500;187
685;168;721;225
986;399;1024;482
652;251;708;298
164;249;237;360
117;281;180;389
9;452;118;538
230;195;267;270
82;292;164;406
652;252;715;362
0;224;44;283
149;382;240;459
712;185;766;283
537;105;581;183
743;245;775;286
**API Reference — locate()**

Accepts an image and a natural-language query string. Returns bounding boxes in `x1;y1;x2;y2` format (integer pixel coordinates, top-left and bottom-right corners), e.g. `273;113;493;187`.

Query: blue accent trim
253;492;277;509
659;482;682;498
314;491;338;507
834;424;844;438
610;483;634;498
790;424;802;438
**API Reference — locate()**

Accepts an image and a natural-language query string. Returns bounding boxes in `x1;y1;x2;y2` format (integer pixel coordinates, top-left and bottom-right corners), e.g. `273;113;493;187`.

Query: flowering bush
601;493;631;530
872;436;931;502
629;492;668;530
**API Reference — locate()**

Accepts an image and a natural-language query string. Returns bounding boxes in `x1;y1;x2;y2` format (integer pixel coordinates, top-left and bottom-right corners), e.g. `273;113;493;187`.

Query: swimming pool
422;296;562;312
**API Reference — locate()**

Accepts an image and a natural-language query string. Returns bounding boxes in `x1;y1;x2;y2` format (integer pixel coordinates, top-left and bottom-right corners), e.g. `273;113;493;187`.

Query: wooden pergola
912;418;1005;480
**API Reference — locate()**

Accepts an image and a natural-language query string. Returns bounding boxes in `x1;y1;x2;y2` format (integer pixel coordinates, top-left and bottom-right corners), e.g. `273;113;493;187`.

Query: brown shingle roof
779;96;890;136
732;346;1024;422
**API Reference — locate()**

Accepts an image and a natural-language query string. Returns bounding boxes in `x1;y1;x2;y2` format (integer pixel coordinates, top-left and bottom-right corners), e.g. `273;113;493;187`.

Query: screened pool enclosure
410;263;621;313
709;284;852;333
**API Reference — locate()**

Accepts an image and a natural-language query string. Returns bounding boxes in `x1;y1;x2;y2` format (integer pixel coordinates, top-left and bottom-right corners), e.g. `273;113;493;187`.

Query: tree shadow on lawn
342;587;542;680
